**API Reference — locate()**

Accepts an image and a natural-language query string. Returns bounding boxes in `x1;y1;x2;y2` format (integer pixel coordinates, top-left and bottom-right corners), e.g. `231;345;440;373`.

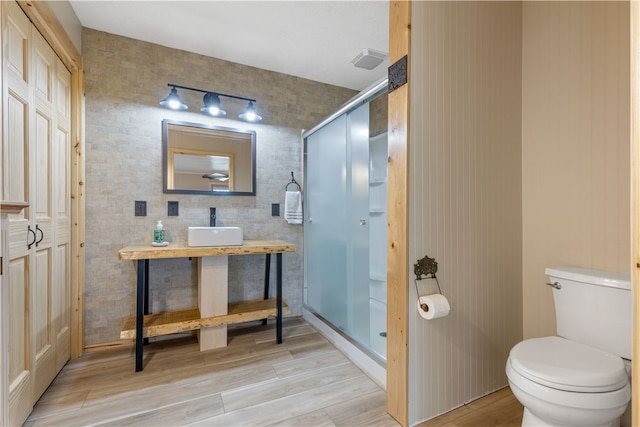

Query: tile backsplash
83;28;356;346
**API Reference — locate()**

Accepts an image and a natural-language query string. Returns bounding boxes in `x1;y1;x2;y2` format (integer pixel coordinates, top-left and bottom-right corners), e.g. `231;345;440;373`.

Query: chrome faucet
210;207;216;227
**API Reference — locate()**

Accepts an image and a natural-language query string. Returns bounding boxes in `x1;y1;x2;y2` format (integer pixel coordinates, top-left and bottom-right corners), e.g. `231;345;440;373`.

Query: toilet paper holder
414;255;444;312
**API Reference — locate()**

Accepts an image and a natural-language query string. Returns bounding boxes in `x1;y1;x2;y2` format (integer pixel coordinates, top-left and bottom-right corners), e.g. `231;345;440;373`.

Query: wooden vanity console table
118;240;295;372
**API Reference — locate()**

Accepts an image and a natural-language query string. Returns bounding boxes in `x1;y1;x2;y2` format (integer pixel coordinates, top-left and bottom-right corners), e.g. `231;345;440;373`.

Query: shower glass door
304;103;371;350
305;114;348;330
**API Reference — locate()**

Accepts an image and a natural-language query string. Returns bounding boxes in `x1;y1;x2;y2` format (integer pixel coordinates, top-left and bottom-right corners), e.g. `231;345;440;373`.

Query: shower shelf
370;273;386;281
369;208;385;214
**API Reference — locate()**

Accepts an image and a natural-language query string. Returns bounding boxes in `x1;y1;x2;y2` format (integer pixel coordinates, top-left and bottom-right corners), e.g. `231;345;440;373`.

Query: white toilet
506;266;632;427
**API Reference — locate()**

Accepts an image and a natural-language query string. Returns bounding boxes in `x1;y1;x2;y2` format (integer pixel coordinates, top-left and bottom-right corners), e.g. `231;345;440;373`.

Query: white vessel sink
188;226;243;247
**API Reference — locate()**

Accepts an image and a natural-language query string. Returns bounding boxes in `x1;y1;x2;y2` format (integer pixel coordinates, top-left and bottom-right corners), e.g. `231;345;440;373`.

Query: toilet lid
509;336;628;393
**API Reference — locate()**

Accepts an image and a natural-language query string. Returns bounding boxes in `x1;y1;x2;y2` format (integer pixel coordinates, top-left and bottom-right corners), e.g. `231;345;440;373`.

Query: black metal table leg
262;253;271;326
276;252;282;344
135;259;147;372
143;259;150;346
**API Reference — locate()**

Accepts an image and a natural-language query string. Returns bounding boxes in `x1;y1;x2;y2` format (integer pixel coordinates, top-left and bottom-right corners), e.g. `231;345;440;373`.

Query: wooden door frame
14;0;85;359
631;2;639;425
387;1;410;426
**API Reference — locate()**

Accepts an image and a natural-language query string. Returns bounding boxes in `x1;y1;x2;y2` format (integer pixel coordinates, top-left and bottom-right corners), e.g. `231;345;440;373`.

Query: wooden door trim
631;2;639;425
387;1;410;426
15;0;85;359
16;1;80;71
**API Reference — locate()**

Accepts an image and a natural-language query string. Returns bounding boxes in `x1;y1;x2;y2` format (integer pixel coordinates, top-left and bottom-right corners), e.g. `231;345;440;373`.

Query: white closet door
31;28;57;399
2;2;71;424
52;54;71;373
30;28;71;400
4;3;34;425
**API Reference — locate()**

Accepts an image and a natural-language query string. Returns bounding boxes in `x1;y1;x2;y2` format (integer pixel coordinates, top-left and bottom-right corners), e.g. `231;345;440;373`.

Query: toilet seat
507;361;631;419
509;336;628;393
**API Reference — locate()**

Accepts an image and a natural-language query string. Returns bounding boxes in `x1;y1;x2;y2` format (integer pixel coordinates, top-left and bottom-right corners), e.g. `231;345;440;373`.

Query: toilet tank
546;266;632;360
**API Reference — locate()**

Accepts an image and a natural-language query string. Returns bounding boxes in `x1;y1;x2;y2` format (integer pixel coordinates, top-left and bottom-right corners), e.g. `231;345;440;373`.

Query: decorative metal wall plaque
388;55;408;92
414;255;438;280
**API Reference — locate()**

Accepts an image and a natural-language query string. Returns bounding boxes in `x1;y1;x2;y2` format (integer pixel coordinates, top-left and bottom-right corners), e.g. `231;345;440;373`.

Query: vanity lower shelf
120;298;290;339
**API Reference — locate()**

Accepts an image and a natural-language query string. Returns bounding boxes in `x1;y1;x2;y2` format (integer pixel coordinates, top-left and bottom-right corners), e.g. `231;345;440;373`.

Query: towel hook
285;171;301;191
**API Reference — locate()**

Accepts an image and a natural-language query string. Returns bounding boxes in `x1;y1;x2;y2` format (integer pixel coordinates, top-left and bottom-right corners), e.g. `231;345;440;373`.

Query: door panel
4;4;33;425
304;97;387;356
33;44;52;103
54;62;70;122
31;31;56;401
8;257;31;427
8;259;28;384
4;7;28;83
3;1;72;422
54;244;70;369
53;85;71;370
6;94;28;202
346;104;370;344
305;115;348;330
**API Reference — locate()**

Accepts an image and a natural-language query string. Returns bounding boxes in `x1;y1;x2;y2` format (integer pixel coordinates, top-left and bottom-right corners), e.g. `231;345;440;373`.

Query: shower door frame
302;78;388;362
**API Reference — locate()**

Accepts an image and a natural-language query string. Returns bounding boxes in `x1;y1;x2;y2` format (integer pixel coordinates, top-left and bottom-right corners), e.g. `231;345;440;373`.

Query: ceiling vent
351;48;387;70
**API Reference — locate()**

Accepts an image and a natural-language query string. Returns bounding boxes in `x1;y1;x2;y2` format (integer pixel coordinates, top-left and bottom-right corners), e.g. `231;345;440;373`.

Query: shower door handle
359;219;367;226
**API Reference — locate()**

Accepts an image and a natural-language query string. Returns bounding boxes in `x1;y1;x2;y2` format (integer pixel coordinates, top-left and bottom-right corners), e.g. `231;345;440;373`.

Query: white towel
284;191;303;225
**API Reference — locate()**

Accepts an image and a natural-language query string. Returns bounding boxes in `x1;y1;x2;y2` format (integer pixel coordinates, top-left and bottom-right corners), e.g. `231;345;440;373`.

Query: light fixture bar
167;83;256;103
161;83;262;122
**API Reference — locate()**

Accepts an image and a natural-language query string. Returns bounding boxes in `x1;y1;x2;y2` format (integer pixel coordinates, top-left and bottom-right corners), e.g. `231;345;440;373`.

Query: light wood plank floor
417;387;523;427
25;317;522;426
25;318;398;427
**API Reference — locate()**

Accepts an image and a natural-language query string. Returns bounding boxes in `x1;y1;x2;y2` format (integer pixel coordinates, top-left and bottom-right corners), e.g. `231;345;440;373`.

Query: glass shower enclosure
303;80;388;361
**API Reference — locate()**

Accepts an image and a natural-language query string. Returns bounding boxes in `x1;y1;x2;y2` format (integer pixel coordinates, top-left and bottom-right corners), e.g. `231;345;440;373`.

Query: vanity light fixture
238;101;262;122
201;92;226;117
160;83;262;122
159;87;188;110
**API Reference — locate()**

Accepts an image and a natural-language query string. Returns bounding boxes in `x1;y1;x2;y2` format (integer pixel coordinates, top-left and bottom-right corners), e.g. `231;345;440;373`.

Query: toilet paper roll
417;294;450;320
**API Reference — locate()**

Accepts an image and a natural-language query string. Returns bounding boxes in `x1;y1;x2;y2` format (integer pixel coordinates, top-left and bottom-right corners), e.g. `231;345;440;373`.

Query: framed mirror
162;119;256;195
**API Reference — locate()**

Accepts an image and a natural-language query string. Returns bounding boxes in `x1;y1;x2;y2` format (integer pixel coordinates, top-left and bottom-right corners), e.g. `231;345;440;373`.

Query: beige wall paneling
631;2;639;424
387;1;410;425
409;2;523;424
522;2;631;340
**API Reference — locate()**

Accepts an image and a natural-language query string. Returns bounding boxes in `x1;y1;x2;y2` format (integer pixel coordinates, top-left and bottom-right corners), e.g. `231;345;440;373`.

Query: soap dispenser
154;220;165;244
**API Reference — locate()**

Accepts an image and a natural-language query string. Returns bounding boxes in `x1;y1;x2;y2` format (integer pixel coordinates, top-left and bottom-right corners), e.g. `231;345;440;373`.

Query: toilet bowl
506;267;632;427
506;336;630;427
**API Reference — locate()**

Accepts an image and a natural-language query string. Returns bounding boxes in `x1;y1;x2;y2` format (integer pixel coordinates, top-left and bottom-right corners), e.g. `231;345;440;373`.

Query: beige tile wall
409;2;523;423
82;28;356;346
522;1;631;339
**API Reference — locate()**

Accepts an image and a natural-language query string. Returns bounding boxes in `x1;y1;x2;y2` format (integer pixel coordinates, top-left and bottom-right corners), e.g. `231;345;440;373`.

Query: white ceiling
69;1;390;91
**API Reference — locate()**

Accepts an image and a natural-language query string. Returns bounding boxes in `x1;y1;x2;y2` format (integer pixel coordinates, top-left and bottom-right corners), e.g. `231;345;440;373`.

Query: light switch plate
135;200;147;216
168;201;179;216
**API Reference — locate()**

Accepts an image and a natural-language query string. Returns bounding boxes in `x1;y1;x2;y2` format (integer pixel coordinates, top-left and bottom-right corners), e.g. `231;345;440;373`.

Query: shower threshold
302;305;386;389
